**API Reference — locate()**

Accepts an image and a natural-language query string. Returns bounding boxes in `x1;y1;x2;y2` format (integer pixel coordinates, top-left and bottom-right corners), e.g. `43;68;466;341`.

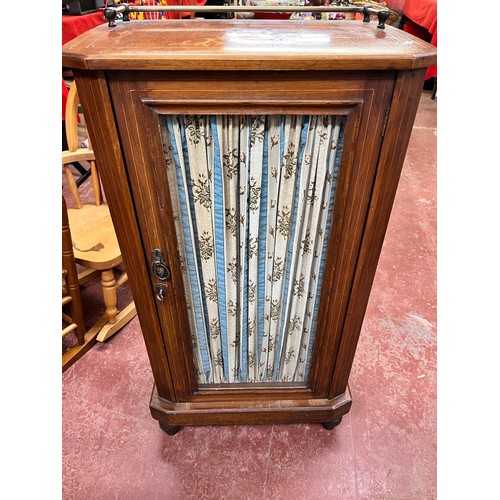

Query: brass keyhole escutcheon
152;248;170;281
152;249;170;302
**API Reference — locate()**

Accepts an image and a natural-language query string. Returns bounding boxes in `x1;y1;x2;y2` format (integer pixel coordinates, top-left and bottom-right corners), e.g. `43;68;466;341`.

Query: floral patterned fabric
161;114;345;384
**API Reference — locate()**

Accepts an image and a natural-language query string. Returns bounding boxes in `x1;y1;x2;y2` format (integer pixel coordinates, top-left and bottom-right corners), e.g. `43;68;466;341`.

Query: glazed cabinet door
106;70;395;405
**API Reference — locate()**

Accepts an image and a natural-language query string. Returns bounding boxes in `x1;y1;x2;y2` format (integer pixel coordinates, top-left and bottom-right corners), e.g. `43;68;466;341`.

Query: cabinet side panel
73;70;176;401
329;68;428;398
107;80;200;400
307;78;395;396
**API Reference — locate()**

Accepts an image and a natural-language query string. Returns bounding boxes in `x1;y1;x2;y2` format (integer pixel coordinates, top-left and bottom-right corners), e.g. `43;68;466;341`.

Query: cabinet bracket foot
159;422;180;435
321;417;343;430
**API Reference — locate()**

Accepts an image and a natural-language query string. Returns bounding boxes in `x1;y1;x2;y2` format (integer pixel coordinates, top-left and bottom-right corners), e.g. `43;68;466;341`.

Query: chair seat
68;203;123;270
62;81;137;354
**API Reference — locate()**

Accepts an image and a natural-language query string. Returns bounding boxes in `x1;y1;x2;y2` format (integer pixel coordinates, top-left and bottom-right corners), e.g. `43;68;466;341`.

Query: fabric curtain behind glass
160;114;345;384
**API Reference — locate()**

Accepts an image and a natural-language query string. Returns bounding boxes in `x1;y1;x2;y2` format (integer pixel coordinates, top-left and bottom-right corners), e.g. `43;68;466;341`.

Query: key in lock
155;283;167;301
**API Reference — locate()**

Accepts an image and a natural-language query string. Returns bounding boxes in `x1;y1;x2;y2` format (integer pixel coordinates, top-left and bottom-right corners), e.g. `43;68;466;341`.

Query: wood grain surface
62;20;436;71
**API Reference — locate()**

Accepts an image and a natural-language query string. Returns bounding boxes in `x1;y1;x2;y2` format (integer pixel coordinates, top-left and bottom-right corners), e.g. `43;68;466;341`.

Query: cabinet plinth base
150;385;352;432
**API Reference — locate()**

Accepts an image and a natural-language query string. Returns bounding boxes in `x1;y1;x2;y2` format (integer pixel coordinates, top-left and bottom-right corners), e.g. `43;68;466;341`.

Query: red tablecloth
62;4;208;118
403;0;437;79
62;11;107;45
63;12;107;118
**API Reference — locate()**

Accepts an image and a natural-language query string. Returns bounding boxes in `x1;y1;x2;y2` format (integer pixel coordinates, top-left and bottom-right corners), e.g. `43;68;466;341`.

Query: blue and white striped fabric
161;114;345;384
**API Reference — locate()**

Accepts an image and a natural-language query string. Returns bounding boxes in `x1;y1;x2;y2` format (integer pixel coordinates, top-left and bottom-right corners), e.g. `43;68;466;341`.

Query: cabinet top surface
62;19;436;72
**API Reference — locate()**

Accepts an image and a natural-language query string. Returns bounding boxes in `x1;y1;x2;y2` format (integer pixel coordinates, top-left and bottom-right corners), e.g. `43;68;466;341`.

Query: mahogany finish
62;20;436;71
63;20;436;433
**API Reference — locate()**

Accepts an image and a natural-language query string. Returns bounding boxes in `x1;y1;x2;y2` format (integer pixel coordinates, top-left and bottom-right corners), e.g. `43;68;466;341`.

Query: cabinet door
108;70;394;402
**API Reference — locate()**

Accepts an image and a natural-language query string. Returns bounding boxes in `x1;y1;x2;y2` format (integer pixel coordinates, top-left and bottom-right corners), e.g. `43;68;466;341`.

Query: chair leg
101;269;118;324
96;301;137;342
96;269;137;343
63;315;107;372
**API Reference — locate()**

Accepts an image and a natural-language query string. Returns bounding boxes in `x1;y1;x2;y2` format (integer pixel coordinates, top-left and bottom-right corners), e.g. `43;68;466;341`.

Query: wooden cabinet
63;19;436;434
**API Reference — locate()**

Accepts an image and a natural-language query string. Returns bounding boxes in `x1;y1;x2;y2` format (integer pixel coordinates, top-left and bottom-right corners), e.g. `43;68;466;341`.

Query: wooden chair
62;195;86;345
62;80;136;343
62;195;98;371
